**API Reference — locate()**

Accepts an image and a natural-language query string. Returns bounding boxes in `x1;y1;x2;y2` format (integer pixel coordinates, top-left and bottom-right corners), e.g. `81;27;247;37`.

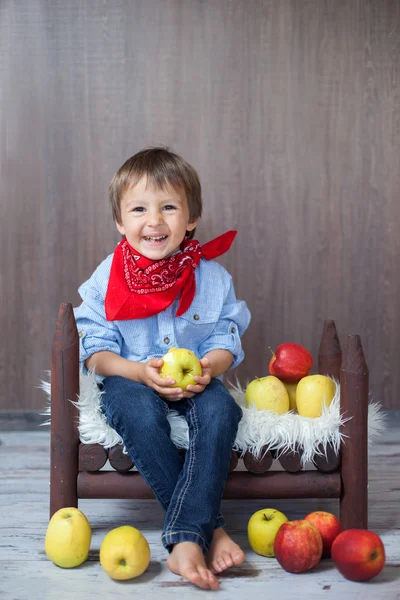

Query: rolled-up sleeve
198;279;251;369
74;283;122;373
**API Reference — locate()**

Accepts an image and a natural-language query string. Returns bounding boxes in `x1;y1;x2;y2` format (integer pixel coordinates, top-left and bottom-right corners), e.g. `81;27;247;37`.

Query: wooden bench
50;303;368;530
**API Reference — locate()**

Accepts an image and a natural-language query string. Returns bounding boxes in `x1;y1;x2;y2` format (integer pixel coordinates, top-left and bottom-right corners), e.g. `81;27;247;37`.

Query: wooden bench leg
50;303;80;518
339;334;369;529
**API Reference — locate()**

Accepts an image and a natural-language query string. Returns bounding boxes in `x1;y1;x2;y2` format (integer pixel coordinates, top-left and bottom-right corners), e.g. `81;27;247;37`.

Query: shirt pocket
177;306;220;346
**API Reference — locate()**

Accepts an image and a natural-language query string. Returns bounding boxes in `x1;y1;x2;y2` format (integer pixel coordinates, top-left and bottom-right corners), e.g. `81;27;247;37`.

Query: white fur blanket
40;372;385;467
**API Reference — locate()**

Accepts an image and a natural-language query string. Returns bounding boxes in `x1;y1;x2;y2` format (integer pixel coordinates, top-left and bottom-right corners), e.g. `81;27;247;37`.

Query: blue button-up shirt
74;253;251;376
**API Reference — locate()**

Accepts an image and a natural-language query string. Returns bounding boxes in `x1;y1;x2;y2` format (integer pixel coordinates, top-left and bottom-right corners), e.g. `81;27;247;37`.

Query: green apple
283;381;298;411
245;376;289;413
100;525;150;580
45;507;91;568
296;374;336;418
247;508;289;557
160;347;202;390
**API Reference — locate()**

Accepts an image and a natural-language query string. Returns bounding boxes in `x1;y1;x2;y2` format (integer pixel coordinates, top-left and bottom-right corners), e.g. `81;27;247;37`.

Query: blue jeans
100;376;242;554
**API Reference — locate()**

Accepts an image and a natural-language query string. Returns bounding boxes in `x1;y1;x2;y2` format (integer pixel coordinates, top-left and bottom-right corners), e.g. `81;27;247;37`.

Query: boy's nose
147;210;164;226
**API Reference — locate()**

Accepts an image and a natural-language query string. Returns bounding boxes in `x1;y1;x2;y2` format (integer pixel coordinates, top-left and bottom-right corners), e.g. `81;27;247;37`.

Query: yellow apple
245;376;289;413
160;347;202;390
248;508;289;557
283;381;298;411
296;374;336;418
100;525;150;580
45;507;91;568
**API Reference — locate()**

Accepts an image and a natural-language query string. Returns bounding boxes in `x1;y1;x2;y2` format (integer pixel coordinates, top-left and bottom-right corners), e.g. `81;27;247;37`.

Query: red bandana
105;230;237;320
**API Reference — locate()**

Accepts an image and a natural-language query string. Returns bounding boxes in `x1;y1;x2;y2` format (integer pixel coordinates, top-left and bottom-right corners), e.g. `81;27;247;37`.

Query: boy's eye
132;206;145;212
163;205;176;211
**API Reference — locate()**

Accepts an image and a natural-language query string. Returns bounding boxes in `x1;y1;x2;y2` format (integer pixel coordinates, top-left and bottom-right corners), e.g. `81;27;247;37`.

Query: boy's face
116;176;198;260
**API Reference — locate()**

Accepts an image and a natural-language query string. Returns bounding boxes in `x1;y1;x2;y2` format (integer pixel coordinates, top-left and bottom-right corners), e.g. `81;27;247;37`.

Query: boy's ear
186;219;198;232
116;221;125;236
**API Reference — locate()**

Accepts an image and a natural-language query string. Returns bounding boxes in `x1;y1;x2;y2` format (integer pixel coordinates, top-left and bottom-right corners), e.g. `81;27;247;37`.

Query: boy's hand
139;357;212;401
182;357;212;398
140;358;185;401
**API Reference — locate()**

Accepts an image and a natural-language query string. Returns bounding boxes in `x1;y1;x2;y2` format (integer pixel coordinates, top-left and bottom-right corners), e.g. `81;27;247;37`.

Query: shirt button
164;337;170;344
231;327;236;334
78;331;84;338
193;314;200;320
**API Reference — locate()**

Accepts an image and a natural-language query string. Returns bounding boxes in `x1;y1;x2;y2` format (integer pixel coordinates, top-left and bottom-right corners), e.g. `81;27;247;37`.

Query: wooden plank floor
1;426;399;600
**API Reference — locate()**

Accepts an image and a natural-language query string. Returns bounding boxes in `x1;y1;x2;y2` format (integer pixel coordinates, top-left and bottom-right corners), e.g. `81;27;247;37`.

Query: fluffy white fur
40;371;385;467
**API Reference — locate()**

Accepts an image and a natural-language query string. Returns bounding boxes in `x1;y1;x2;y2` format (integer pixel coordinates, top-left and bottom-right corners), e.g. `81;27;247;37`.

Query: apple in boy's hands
331;529;386;581
304;511;341;557
273;520;323;573
247;508;288;557
269;342;313;383
160;347;202;390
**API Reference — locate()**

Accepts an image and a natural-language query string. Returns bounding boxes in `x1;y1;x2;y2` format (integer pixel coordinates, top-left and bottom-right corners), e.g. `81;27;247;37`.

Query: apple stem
268;347;275;358
263;513;273;521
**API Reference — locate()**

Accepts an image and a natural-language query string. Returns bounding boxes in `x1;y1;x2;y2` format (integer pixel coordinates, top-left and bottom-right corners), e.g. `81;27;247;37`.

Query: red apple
273;519;323;573
304;511;341;557
331;529;385;582
269;343;313;383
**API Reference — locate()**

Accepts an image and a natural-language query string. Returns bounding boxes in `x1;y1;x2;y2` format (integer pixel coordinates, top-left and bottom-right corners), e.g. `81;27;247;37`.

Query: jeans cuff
215;515;226;529
162;530;209;554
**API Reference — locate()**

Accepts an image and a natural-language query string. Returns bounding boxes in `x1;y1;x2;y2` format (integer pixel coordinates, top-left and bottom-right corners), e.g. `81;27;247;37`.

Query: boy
74;147;251;590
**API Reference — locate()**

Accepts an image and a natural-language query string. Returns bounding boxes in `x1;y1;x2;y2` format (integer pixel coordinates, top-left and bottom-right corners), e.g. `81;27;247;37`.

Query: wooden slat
243;449;273;474
278;447;303;473
77;470;341;500
78;443;108;472
339;334;369;529
318;320;342;380
313;443;341;473
50;303;79;517
108;445;134;472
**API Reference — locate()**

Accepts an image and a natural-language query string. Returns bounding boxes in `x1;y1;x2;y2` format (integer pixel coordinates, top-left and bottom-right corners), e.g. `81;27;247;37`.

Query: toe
187;566;209;590
198;566;218;590
211;559;223;573
206;570;219;590
222;551;233;567
232;549;245;565
217;558;228;572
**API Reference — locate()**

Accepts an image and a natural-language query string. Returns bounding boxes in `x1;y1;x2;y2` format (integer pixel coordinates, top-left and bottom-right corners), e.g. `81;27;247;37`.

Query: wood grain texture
0;0;399;410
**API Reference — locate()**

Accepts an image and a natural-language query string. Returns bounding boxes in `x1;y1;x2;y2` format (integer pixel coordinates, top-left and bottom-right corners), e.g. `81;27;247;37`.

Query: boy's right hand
139;358;184;401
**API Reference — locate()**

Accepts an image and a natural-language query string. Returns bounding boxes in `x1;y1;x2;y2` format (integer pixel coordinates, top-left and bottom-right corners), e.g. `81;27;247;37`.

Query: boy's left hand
182;357;212;398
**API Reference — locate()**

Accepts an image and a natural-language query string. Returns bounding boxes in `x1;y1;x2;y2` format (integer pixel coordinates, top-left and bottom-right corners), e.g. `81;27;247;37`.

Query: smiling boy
74;147;251;589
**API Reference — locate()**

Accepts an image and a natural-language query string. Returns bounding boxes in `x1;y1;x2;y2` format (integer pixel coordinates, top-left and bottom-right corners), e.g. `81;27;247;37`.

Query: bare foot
166;541;220;590
207;527;245;573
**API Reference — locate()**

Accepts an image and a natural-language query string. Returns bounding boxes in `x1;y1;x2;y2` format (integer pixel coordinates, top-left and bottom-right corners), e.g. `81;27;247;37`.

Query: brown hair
109;147;202;239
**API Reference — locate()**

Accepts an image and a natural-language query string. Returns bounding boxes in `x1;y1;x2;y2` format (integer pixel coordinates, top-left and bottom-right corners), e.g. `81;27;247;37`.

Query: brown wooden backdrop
1;0;399;412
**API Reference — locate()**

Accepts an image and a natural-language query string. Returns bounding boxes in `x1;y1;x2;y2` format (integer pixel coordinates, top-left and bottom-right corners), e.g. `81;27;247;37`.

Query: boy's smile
116;176;198;260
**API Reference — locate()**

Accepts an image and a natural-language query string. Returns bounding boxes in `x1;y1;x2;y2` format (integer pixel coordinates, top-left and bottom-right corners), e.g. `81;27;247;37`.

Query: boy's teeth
145;235;167;241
